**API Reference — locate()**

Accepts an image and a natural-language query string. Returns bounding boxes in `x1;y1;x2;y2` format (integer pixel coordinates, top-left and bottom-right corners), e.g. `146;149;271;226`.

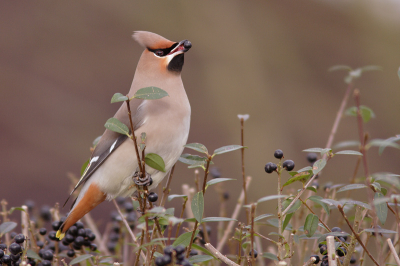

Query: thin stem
175;198;188;239
343;206;362;266
205;243;240;266
240;118;249;224
250;204;256;265
160;165;175;207
125;99;143;174
337;205;379;266
387;238;400;266
1;200;10;245
217;176;252;251
325;82;354;149
112;199;146;261
277;170;283;260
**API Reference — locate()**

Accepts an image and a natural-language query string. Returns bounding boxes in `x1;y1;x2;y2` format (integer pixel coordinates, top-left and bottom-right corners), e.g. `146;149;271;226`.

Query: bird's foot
133;171;153;187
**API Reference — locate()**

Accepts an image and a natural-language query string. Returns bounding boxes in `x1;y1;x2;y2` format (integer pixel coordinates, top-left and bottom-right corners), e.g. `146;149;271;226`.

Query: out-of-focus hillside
1;1;400;227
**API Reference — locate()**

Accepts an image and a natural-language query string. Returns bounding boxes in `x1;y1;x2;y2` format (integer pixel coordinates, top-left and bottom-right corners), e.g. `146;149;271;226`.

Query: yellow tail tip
56;230;65;240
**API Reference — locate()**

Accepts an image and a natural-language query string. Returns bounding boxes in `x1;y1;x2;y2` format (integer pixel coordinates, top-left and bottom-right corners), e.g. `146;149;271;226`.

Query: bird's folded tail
56;183;106;240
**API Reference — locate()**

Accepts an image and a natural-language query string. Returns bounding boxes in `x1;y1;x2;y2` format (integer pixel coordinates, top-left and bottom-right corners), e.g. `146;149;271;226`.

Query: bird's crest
133;31;175;50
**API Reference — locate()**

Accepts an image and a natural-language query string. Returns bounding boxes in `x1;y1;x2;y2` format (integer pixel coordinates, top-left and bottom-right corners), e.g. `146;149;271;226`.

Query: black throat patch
168;54;184;73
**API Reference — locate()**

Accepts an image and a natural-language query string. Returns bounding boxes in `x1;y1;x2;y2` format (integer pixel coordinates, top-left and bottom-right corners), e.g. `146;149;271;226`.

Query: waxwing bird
56;31;192;239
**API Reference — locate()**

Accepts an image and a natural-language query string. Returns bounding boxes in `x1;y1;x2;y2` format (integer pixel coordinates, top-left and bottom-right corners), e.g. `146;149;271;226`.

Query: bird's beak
168;40;192;55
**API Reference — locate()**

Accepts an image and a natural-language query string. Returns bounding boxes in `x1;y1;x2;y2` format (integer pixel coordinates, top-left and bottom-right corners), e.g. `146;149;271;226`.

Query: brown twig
217;176;252;251
160;165;175;207
337;205;379;266
387;238;400;266
343;206;362;266
125;99;143;174
112;199;145;261
240;117;249;224
250;204;256;265
205;243;240;266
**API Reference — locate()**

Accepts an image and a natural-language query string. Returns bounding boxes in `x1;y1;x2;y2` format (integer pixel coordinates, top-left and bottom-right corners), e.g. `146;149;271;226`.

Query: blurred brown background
1;1;400;230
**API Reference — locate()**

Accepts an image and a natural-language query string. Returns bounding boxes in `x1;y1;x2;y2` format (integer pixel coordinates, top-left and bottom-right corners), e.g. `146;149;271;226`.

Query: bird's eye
155;50;164;56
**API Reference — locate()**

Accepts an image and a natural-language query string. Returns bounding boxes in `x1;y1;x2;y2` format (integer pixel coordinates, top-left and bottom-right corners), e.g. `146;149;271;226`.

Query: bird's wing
64;99;145;207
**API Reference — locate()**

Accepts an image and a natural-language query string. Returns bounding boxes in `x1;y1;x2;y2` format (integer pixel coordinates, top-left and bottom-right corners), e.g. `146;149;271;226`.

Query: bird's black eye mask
148;43;178;57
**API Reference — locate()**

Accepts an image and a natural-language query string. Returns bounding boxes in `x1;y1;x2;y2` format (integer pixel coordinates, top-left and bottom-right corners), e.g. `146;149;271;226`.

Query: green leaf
367;139;400;154
295;166;313;173
335;150;363;156
191;243;215;258
282;199;302;214
307;186;317;193
312;159;326;175
304;214;319;237
8;207;26;214
360;65;382;72
80;159;90;176
363;228;397;234
308;196;330;215
257;195;288;204
145;153;166;172
168;194;187;202
192;192;204;223
69;254;93;265
184;143;208;154
27;249;42;261
213;145;245;155
283;213;293;231
320;199;341;208
133;86;169;100
187;161;205;169
206;178;235;187
328;65;352;72
188;255;214;263
374;192;388;225
262;252;279;261
333;140;360;150
179;154;208;165
172;231;199;247
254;214;274;222
282;171;312;188
337;184;368;193
111;93;128;103
371;182;381;192
303;148;331;156
189;255;214;263
104;118;130;136
345;106;375;123
202;217;237;222
344;200;372;210
0;221;17;235
267;218;292;231
92;136;101;147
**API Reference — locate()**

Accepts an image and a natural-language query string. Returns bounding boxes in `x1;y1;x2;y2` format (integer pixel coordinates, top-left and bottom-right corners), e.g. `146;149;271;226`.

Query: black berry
189;249;198;256
87;232;96;241
264;162;277;173
64;234;75;244
14;234;25;244
274;149;284;159
40;206;52;222
68;226;78;236
336;247;347;257
1;254;11;264
77;228;86;237
67;249;75;258
42;260;52;266
148;192;158;203
116;196;125;205
90;244;97;251
163;246;173;255
25;200;35;211
311;255;320;264
249;249;258;258
10;254;20;261
282;160;295;171
331;227;341;232
210;167;221;178
319;244;327;255
10;232;17;239
124;202;134;213
179;259;192;266
174;245;185;255
0;250;4;258
42;250;53;261
0;244;7;250
223;192;229;200
8;243;22;255
350;256;356;264
74;236;84;246
39;228;47;236
52;221;62;231
160;255;172;265
75;222;84;229
307;153;318;164
48;231;58;241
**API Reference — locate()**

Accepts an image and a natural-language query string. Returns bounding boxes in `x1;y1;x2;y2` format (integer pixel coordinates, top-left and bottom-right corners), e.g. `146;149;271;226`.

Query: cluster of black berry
313;227;356;266
265;149;295;173
0;234;36;266
155;245;193;266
